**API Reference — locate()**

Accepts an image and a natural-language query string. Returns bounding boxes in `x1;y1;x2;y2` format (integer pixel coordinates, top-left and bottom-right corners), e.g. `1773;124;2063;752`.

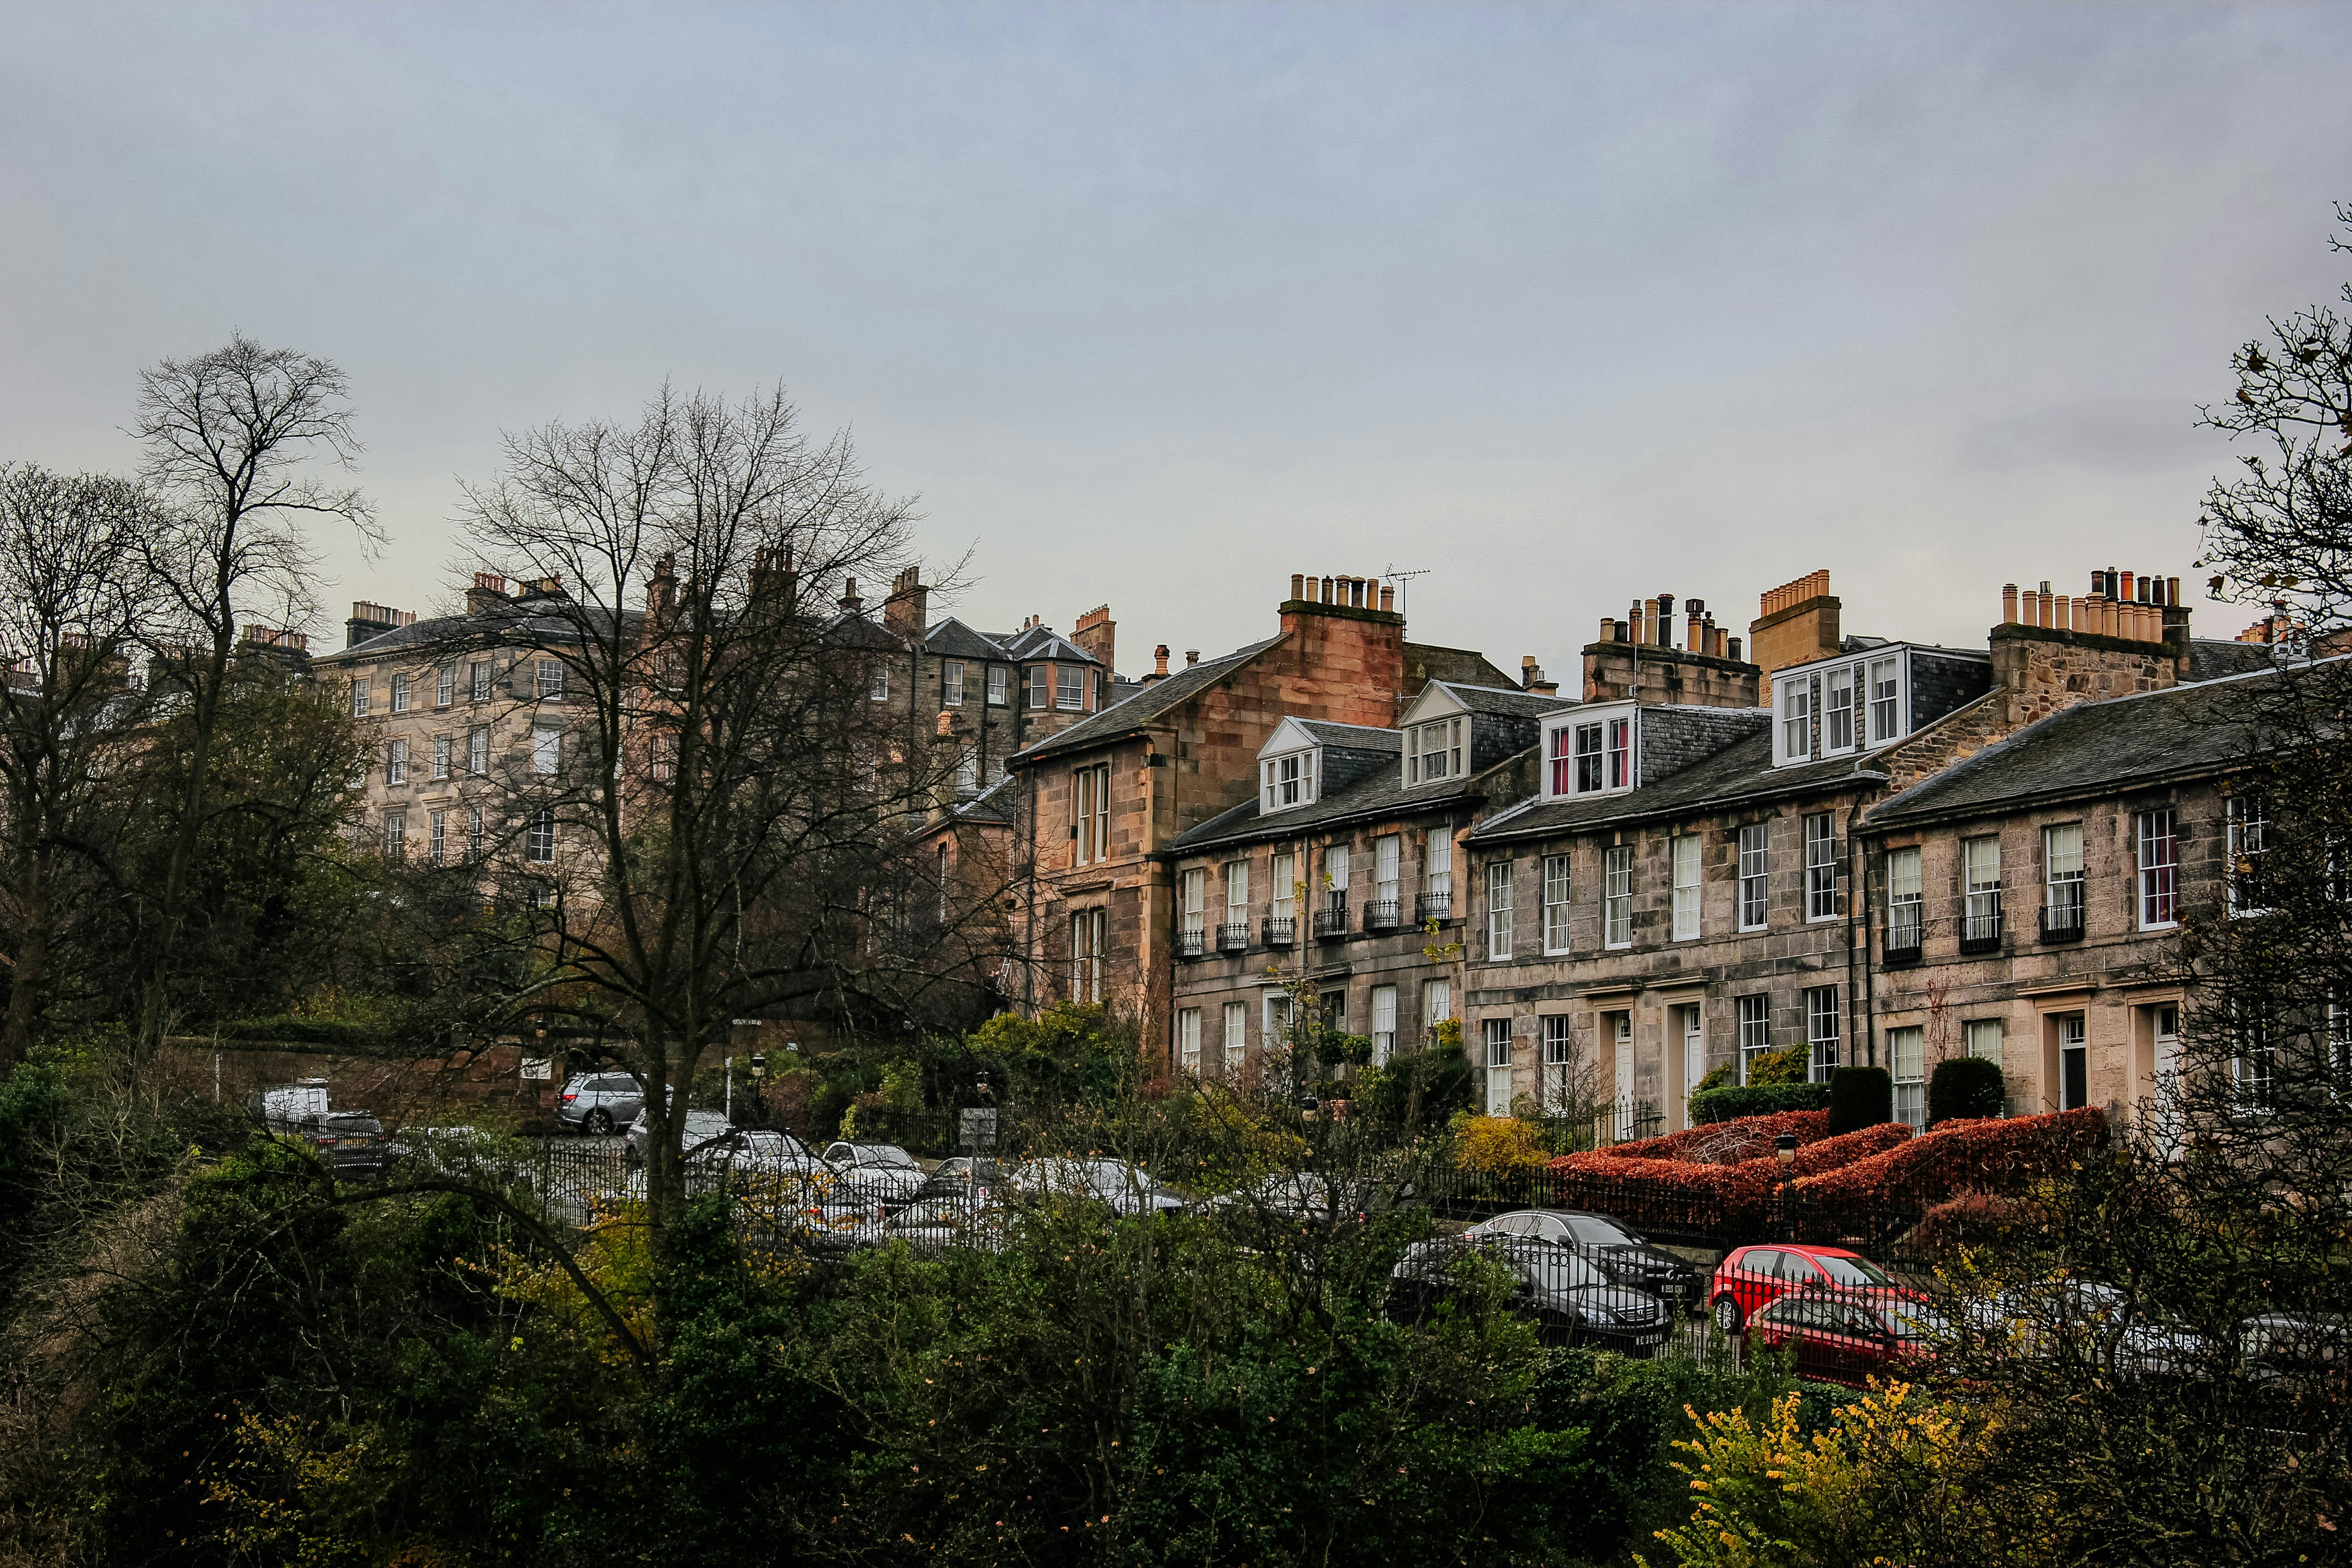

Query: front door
2059;1014;2088;1110
1682;1006;1705;1126
1611;1012;1635;1138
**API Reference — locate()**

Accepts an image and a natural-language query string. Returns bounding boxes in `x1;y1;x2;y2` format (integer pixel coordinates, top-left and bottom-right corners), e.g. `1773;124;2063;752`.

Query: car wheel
1713;1295;1744;1335
585;1109;613;1136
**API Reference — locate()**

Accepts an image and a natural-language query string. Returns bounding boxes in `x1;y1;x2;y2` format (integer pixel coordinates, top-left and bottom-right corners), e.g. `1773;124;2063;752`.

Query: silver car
557;1071;644;1135
819;1142;927;1210
626;1107;732;1166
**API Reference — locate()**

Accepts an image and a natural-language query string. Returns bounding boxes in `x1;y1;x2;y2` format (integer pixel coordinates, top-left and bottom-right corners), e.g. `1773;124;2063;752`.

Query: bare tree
455;382;1005;1269
0;466;159;1067
128;334;376;1063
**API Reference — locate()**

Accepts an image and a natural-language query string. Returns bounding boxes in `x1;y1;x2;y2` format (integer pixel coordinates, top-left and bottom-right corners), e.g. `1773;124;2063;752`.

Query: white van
250;1078;331;1131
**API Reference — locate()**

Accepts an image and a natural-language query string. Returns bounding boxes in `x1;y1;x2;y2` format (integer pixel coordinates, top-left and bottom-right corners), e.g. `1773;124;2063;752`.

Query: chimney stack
1142;644;1171;686
1748;569;1840;675
1073;604;1116;672
884;565;929;638
838;578;863;614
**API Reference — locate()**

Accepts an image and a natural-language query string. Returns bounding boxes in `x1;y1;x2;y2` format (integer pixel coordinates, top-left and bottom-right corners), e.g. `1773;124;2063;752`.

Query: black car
1461;1209;1702;1306
295;1110;393;1185
1391;1234;1672;1354
913;1156;1006;1206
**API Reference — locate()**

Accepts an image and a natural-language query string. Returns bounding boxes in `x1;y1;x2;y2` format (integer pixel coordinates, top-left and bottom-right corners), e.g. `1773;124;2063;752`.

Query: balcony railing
1884;903;1923;965
1365;897;1401;930
1417;891;1453;924
1175;925;1206;958
1217;921;1250;953
1262;915;1296;946
2039;897;2085;942
1313;902;1349;939
1959;904;2004;955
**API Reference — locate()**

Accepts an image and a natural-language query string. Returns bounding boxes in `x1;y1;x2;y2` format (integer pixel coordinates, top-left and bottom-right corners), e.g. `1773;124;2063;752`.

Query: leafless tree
455;382;1009;1270
128;334;376;1063
0;466;160;1068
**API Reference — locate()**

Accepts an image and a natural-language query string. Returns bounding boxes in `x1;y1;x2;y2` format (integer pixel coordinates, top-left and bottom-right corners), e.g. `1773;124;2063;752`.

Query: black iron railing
1959;905;2003;954
1418;891;1453;923
1885;903;1923;964
2039;899;2085;942
1314;902;1349;939
1217;921;1250;952
1365;898;1400;930
1175;926;1205;958
1262;915;1295;946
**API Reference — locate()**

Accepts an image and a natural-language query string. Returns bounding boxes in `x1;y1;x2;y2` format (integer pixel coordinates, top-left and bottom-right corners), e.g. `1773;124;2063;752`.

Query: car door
1809;1300;1882;1387
1774;1297;1838;1382
608;1074;644;1121
1736;1249;1783;1321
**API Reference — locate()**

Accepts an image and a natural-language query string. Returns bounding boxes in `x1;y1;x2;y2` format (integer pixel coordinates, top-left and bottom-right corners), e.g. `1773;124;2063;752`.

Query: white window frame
1422;977;1451;1044
1225;858;1250;923
1179;868;1206;939
1406;716;1465;785
467;725;489;775
349;678;368;718
1541;1014;1574;1111
526;808;555;864
387;738;407;785
1056;666;1084;711
1544;706;1637;799
532;724;561;775
436;664;455;708
391;672;411;715
1482;1017;1514;1116
1603;844;1634;948
1738;822;1769;931
428;808;446;867
383;809;405;860
431;736;451;781
1965;1018;2004;1070
2043;823;2085;932
1823;664;1854;752
537;660;563;701
1073;764;1111;865
987;665;1008;706
466;806;483;862
1889;1024;1926;1130
1671;834;1701;941
943;661;965;707
1867;655;1901;743
1375;834;1401;907
1370;985;1397;1065
1541;853;1572;954
1803;812;1837;921
1779;676;1812;762
1887;845;1923;950
1071;908;1106;1003
1176;1008;1201;1073
469;660;490;702
1736;993;1771;1083
1425;828;1453;902
1804;985;1839;1081
1963;835;2001;942
1261;750;1316;813
870;664;891;703
1485;861;1513;958
1222;1001;1248;1078
2227;795;2269;916
2138;809;2179;930
1024;666;1046;710
1271;851;1296;926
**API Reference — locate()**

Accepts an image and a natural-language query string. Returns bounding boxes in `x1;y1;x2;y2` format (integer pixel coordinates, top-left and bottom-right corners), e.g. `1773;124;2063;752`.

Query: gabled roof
1406;680;1578;725
1865;662;2323;830
1168;743;1512;855
1263;716;1403;757
923;616;1010;662
995;624;1101;666
951;775;1020;826
1009;637;1283;766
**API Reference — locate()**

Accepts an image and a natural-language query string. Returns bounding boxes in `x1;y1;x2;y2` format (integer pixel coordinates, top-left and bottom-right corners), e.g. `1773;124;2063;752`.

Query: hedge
1547;1115;1912;1240
1597;1109;1830;1165
1826;1068;1893;1136
1688;1082;1832;1124
1785;1107;2107;1246
1927;1057;2005;1126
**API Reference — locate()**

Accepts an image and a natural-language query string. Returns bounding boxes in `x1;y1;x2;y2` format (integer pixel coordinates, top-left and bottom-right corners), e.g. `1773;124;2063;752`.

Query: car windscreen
865;1147;919;1168
1880;1301;1947;1343
1564;1214;1634;1245
1816;1254;1892;1287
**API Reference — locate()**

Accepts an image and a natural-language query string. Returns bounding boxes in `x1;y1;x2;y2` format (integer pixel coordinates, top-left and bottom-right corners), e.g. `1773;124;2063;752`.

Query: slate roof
1467;727;1882;845
1865;662;2323;829
1009;636;1284;765
993;625;1101;666
1291;719;1403;751
923;616;1011;661
1424;681;1578;721
311;602;632;665
951;776;1020;825
2186;638;2283;684
1168;749;1506;855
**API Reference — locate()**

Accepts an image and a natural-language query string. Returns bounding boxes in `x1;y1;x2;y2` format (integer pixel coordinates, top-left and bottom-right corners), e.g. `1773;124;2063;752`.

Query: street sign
958;1107;999;1153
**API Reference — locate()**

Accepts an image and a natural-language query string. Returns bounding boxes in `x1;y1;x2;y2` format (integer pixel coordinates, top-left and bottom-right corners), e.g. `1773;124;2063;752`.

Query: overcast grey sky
4;2;2349;676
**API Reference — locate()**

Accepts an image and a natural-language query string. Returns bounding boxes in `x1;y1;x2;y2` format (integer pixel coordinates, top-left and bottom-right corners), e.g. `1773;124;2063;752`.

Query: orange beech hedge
1592;1109;1832;1165
1545;1116;1912;1238
1784;1107;2107;1245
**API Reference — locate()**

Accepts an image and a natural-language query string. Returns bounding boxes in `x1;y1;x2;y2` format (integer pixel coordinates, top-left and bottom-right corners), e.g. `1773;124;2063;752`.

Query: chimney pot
2002;583;2019;624
1291;572;1305;602
1154;645;1170;675
1185;649;1199;667
1727;635;1743;662
1378;584;1394;612
1320;575;1334;603
2120;570;2136;604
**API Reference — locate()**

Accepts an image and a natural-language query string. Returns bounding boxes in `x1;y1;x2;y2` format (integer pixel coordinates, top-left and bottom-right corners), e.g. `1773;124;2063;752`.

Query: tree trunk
0;838;51;1070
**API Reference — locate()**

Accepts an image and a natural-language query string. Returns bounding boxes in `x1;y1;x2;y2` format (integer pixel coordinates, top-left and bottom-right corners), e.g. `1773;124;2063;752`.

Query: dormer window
1262;750;1316;813
1542;704;1635;799
1406;718;1463;784
1773;647;1935;766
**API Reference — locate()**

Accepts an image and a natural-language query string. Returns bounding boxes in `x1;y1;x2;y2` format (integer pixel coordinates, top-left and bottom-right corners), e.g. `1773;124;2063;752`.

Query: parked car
819;1142;927;1208
1007;1157;1187;1216
913;1156;1005;1205
1747;1291;1946;1387
249;1078;330;1132
872;1195;1015;1255
556;1071;645;1135
295;1110;394;1185
1391;1234;1671;1353
686;1128;827;1195
1974;1279;2210;1381
1462;1210;1702;1306
626;1107;733;1166
1710;1244;1910;1334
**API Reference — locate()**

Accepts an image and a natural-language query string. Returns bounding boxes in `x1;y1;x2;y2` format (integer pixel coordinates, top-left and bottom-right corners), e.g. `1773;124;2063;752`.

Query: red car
1747;1291;1946;1387
1709;1243;1908;1334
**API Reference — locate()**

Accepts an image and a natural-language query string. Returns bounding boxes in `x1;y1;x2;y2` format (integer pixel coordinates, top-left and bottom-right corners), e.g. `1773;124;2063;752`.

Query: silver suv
557;1072;644;1135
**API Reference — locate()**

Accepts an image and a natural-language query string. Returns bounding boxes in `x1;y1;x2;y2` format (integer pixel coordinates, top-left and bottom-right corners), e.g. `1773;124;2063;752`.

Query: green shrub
1689;1082;1832;1124
1826;1067;1893;1135
1744;1042;1812;1085
1690;1062;1735;1096
1927;1056;2005;1126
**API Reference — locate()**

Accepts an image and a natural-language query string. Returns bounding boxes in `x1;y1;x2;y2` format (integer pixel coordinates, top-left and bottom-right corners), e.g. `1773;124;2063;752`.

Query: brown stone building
1000;570;1521;1028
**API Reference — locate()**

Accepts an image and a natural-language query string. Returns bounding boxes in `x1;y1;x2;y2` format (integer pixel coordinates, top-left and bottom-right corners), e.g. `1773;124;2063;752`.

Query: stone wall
150;1038;557;1129
1989;623;2176;729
